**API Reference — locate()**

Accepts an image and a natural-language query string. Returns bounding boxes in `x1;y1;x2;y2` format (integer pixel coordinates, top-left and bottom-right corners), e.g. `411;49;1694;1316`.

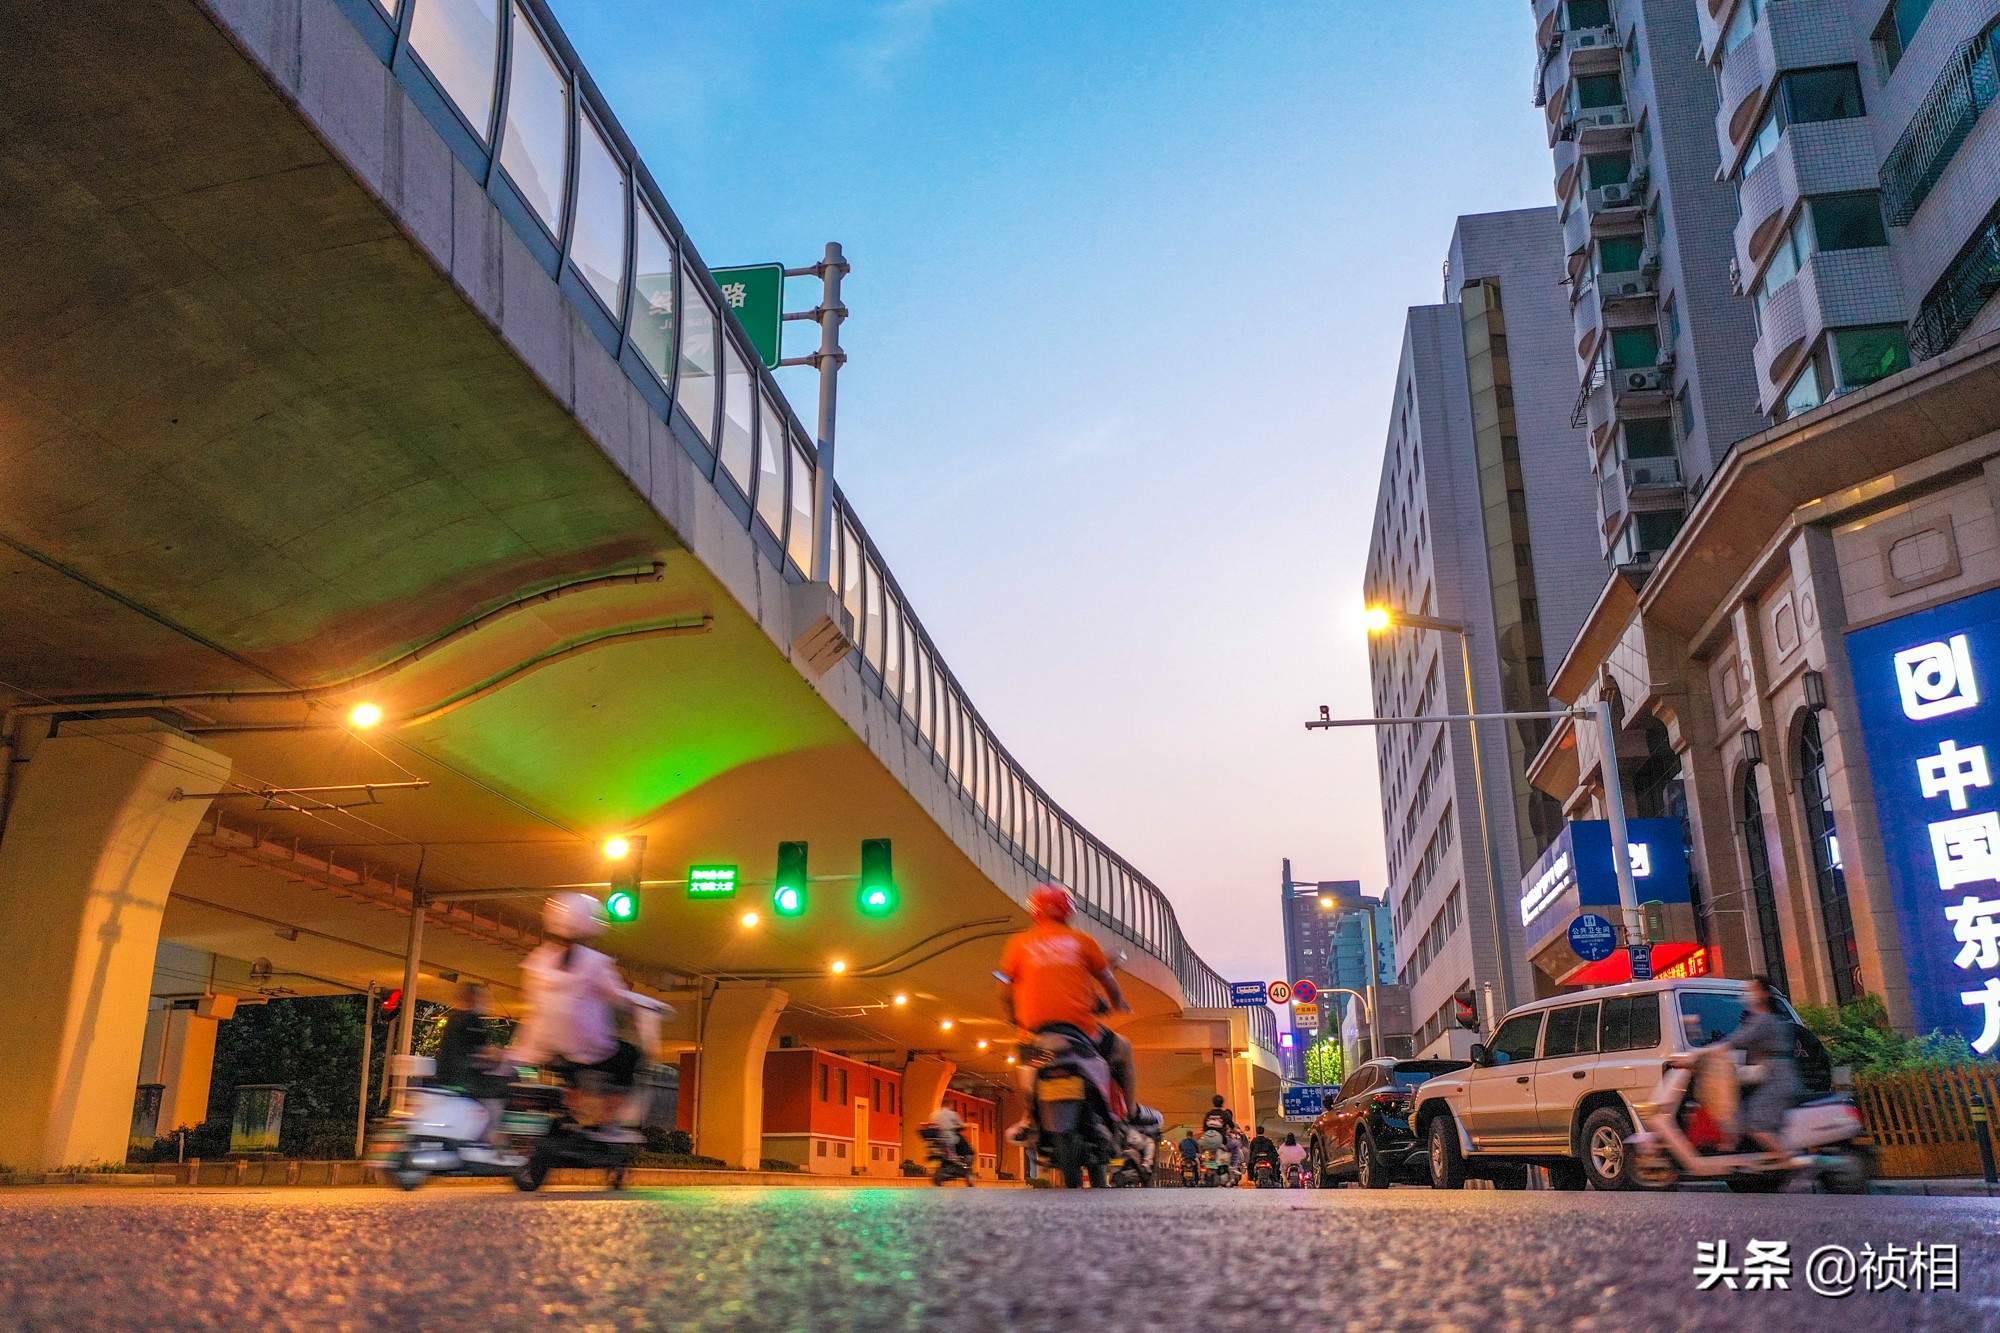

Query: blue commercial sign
1568;913;1618;962
1282;1086;1341;1119
1520;818;1691;951
1847;585;2000;1055
1229;981;1269;1007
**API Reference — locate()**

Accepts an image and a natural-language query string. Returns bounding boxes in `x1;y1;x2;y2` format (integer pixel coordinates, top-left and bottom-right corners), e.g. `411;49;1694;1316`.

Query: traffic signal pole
779;243;850;585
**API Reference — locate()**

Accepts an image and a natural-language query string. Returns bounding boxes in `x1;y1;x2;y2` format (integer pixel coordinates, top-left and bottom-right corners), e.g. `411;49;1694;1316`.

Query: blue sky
551;0;1555;988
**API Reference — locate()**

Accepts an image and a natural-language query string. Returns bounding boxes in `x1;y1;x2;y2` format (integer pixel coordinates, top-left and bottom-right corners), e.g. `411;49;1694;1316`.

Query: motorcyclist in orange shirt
997;884;1143;1120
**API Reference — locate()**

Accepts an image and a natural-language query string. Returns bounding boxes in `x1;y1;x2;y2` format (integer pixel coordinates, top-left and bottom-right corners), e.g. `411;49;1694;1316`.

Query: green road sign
687;865;739;899
709;263;785;369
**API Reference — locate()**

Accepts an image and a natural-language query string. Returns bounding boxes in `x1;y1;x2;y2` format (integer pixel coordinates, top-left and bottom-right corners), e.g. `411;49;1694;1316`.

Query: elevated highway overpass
0;0;1277;1171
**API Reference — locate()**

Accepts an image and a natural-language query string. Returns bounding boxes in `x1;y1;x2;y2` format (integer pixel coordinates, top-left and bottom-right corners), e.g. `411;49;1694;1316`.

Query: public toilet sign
687;864;740;899
709;264;785;368
1282;1086;1341;1119
1229;981;1268;1007
1848;587;2000;1054
1568;913;1617;962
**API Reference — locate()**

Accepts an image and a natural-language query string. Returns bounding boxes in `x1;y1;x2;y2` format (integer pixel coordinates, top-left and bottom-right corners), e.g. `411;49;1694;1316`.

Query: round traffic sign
1568;913;1617;963
1290;979;1319;1005
1267;980;1293;1004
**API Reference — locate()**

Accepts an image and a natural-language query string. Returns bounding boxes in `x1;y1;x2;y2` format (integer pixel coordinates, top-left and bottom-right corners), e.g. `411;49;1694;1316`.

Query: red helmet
1028;883;1075;923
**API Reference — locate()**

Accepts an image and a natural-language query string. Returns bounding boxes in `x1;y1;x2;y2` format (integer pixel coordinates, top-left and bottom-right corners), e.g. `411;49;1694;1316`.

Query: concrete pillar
1215;1049;1253;1124
0;720;228;1169
139;1001;225;1134
897;1054;956;1166
995;1087;1028;1180
694;982;786;1169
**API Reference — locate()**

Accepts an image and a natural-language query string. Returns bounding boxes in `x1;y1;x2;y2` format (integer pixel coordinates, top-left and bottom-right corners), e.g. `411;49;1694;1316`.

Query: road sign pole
792;242;849;585
1595;699;1644;950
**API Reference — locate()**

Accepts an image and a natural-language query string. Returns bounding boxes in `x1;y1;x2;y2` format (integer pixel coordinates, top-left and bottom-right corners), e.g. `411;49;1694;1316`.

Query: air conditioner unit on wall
1596;183;1633;208
1624;368;1665;392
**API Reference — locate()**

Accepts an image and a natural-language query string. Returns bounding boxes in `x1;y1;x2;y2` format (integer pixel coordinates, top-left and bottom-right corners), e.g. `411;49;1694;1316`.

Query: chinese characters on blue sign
1848;588;2000;1054
1519;818;1691;951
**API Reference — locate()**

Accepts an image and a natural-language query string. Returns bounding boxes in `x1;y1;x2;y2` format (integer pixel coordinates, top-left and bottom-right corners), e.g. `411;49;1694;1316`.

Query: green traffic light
774;841;809;916
606;889;638;922
857;838;896;917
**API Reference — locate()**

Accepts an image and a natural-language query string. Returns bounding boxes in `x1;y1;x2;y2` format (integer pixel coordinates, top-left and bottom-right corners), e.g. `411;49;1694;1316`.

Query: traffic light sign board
774;842;809;916
857;839;896;916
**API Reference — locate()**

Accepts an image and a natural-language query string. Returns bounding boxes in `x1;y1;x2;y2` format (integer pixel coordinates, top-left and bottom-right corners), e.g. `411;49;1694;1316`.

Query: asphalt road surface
0;1185;1994;1332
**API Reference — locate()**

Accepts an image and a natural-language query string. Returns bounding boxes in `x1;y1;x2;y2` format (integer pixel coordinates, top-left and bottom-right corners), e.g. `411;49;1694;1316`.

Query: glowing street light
829;959;847;975
1361;605;1394;634
976;1040;989;1050
740;911;760;928
603;837;631;861
893;994;908;1006
939;1019;954;1031
348;702;383;728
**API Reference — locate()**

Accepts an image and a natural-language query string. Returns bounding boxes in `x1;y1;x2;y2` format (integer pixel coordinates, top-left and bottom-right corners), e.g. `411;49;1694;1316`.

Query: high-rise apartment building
1364;211;1608;1055
1698;0;2000;413
1534;0;1766;574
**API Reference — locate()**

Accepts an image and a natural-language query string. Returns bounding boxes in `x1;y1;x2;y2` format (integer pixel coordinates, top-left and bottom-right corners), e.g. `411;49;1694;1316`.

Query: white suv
1408;978;1832;1191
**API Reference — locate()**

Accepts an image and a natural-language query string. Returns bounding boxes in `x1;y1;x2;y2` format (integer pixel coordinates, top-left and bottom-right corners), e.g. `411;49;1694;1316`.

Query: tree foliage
1304;1036;1346;1086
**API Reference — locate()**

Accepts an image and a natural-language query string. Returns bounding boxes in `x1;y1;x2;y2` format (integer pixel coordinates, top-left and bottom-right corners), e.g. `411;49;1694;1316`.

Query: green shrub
1796;995;1977;1074
758;1158;802;1172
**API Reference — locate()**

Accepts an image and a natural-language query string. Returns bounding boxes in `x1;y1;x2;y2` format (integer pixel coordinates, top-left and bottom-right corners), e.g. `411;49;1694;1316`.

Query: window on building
1799;713;1860;1004
1740;768;1792;995
818;1064;829;1102
1810;192;1888;251
838;1068;849;1106
1599;234;1647;275
1782;356;1824;419
1833;324;1912;388
1586;152;1631;189
1610;326;1660;370
1566;0;1611;29
1575;73;1625;110
1872;0;1935;76
1623;418;1675;459
1723;0;1764;55
1679;386;1696;437
1784;66;1866;123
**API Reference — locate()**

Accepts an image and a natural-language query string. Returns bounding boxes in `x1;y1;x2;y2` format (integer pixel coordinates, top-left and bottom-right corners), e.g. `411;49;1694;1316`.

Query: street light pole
780;242;850;585
1355;611;1518;1014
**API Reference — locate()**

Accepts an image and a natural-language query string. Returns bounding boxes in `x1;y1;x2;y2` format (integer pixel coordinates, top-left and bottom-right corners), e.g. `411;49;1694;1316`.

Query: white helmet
544;891;607;940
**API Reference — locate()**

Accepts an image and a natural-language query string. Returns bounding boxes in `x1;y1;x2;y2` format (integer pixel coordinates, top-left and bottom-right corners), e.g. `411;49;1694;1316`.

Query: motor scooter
921;1125;976;1186
1626;1049;1874;1194
1282;1159;1309;1189
1108;1110;1163;1187
1022;1022;1124;1188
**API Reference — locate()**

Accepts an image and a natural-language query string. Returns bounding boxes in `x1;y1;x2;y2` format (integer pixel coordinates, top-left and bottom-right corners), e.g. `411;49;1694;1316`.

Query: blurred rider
997;884;1144;1119
926;1103;971;1163
1278;1132;1308;1180
1201;1095;1237;1138
1247;1124;1280;1176
511;892;642;1142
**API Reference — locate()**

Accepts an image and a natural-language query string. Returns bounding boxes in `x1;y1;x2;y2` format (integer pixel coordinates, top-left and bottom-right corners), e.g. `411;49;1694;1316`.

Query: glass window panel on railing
497;5;568;229
676;271;719;444
900;622;921;716
410;0;501;139
719;341;755;495
571;113;628;314
864;560;887;675
882;598;903;703
949;698;967;785
840;515;865;631
754;393;787;538
916;650;936;746
786;440;815;573
628;209;676;386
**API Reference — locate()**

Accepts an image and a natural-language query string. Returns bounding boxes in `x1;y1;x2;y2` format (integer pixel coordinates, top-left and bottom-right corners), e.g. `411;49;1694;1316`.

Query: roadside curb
1866;1178;2000;1197
0;1163;1027;1190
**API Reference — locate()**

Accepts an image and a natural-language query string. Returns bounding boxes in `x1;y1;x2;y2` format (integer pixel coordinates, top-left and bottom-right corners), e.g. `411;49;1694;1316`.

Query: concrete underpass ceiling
0;0;1201;1097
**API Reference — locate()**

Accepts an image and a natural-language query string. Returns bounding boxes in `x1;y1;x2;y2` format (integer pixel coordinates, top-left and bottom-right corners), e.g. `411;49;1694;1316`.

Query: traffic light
606;836;645;923
773;841;809;916
857;838;897;916
1453;987;1480;1030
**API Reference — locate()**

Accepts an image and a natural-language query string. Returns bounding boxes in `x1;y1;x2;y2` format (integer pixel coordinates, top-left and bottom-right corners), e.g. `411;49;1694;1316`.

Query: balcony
1553;137;1584;205
1598;455;1687;538
1565;26;1623;74
1568;103;1633;149
1912;203;2000;361
1752;248;1906;412
1573;284;1605;363
1598;265;1659;303
1713;2;1861;172
1731;118;1879;285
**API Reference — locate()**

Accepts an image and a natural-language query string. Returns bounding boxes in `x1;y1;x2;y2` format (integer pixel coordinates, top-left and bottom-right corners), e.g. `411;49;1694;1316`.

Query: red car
1307;1057;1471;1188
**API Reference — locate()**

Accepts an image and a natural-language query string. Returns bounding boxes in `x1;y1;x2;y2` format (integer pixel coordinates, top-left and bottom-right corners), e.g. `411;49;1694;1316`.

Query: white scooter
1625;1049;1874;1194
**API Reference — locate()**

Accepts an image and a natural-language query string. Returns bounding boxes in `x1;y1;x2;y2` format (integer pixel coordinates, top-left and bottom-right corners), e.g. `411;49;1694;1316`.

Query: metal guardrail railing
324;0;1266;1048
1881;22;2000;226
1911;204;2000;362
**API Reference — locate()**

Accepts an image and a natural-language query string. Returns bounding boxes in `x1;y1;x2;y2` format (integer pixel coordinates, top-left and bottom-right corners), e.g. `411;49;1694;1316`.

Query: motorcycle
1178;1156;1200;1187
1251;1158;1281;1189
921;1125;976;1186
1022;1022;1125;1188
1108;1111;1163;1187
1282;1159;1310;1189
1198;1140;1235;1188
373;992;672;1193
1626;1049;1874;1194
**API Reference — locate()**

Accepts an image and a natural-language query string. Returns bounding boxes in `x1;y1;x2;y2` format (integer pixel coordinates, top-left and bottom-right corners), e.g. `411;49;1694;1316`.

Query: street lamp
1311;607;1645;1000
1360;605;1517;1013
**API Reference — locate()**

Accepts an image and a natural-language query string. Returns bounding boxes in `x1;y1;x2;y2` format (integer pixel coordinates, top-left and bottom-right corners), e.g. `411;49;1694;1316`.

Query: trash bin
229;1084;287;1155
130;1084;164;1150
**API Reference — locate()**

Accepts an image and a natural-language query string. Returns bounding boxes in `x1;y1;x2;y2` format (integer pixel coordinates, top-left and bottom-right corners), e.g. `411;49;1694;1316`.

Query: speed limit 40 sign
1267;980;1293;1004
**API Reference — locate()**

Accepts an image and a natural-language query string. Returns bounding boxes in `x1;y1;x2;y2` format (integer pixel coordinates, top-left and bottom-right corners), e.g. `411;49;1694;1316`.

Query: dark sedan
1308;1057;1470;1188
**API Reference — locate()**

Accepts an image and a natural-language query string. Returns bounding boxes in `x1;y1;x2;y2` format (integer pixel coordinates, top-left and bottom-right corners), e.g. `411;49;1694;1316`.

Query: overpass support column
897;1055;956;1167
139;999;230;1136
995;1087;1028;1180
0;720;229;1170
1216;1050;1253;1127
694;982;787;1169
